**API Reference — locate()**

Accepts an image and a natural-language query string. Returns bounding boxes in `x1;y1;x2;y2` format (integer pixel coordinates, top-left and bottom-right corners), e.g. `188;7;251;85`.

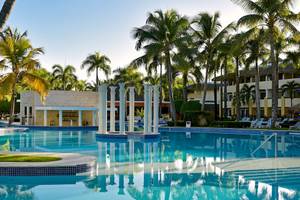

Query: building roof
213;65;300;81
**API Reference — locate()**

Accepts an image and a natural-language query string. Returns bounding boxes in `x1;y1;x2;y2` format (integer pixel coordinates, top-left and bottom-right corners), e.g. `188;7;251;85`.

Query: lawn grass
0;154;61;162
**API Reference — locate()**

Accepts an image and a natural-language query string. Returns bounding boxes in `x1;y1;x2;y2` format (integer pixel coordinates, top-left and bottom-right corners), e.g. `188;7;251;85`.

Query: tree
240;84;256;116
281;81;300;108
81;52;111;91
0;27;47;125
191;12;233;111
244;28;267;120
52;64;77;90
232;0;300;127
112;65;144;94
133;9;189;122
0;0;16;30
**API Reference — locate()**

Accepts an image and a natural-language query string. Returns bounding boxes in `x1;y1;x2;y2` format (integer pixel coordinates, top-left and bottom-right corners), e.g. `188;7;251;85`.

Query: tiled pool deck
0;153;96;176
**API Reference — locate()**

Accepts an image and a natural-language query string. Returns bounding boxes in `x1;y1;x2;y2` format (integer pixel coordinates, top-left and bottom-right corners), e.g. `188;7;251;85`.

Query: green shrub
174;100;184;113
180;101;201;114
210;121;251;128
0;100;10;113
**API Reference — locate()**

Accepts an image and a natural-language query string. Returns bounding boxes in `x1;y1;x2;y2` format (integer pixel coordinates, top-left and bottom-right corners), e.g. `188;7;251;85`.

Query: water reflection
0;131;300;199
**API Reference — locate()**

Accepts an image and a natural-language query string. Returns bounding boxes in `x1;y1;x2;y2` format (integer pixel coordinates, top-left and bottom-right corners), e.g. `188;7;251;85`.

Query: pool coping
0;152;96;176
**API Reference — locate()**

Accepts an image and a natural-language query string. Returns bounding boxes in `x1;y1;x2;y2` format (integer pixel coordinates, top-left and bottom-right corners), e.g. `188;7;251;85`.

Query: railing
251;133;278;158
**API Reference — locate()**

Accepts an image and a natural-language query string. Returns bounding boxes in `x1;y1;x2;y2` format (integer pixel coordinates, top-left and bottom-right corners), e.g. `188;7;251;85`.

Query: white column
26;106;29;125
78;110;82;126
119;83;126;134
110;86;117;132
99;84;108;134
43;110;47;126
59;110;63;127
153;85;160;134
144;84;149;134
129;87;135;132
148;86;153;133
92;111;97;126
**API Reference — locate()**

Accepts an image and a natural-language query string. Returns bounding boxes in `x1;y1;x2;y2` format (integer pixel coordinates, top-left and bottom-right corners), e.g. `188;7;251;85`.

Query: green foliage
210;121;251;128
174;100;184;113
0;154;61;162
0;100;9;113
180;101;202;114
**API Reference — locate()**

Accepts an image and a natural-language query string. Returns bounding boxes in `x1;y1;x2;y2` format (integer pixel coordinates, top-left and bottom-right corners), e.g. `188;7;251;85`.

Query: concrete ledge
0;153;96;176
96;132;160;142
0;128;28;134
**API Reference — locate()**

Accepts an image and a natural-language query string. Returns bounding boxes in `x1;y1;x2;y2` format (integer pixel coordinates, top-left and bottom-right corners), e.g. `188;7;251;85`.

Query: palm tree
191;12;233;111
132;9;189;122
244;28;267;120
52;64;77;90
0;27;47;125
0;0;16;30
232;0;300;127
240;84;256;117
75;80;88;91
81;52;111;91
281;81;300;108
113;65;144;94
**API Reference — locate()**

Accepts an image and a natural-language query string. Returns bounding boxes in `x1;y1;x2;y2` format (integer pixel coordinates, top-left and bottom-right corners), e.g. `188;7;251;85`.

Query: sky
4;0;300;82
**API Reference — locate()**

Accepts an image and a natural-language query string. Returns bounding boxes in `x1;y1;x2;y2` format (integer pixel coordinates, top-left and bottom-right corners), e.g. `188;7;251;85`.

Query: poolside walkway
0;127;28;134
0;152;96;176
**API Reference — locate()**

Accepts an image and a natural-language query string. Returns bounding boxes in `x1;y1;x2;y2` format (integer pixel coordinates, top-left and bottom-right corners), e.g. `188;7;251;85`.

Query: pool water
0;130;300;200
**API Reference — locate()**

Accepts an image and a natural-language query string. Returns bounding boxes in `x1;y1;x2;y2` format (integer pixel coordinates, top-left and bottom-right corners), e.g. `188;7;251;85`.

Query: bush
0;100;10;113
210;121;251;128
175;100;184;113
180;101;201;114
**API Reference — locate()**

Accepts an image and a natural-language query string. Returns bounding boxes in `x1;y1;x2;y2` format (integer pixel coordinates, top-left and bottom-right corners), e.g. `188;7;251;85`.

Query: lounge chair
250;119;258;128
290;121;300;130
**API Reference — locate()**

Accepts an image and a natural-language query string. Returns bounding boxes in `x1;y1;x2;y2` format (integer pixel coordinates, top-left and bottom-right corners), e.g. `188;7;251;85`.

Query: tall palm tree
281;81;300;108
0;0;16;30
240;84;256;116
244;28;267;120
232;0;300;127
81;52;111;91
191;12;233;111
0;27;47;125
52;64;77;90
133;10;189;122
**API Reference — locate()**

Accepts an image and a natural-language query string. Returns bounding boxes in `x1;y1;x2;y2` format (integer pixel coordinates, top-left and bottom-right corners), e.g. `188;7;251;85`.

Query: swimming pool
0;129;300;200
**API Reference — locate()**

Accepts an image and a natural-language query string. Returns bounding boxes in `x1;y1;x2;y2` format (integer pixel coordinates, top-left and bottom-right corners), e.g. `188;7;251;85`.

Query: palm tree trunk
201;65;209;111
159;63;163;117
213;70;218;120
183;72;188;102
8;82;16;126
96;68;99;92
165;51;176;123
269;27;278;128
0;0;16;31
224;59;228;118
255;58;261;120
235;57;240;121
220;67;223;120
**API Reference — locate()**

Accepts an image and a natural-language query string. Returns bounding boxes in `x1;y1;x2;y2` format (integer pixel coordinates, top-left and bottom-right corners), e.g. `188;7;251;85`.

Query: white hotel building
188;66;300;118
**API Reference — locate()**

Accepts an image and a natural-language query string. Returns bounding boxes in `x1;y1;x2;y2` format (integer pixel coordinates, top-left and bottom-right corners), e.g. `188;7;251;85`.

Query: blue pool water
0;129;300;200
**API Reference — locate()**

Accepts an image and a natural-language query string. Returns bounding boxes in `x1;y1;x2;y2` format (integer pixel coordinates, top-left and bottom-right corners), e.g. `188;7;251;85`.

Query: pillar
110;86;117;132
144;84;150;134
119;83;126;134
148;86;153;133
78;110;82;126
26;106;29;125
129;87;135;132
43;110;47;126
99;84;108;134
59;110;63;127
92;110;97;126
153;85;160;134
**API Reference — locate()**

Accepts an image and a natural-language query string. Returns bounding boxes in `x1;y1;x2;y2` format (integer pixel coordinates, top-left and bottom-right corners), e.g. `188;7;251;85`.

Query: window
260;76;266;81
279;73;283;80
246;77;251;83
260;90;266;99
24;107;27;116
228;93;233;101
29;107;32;116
